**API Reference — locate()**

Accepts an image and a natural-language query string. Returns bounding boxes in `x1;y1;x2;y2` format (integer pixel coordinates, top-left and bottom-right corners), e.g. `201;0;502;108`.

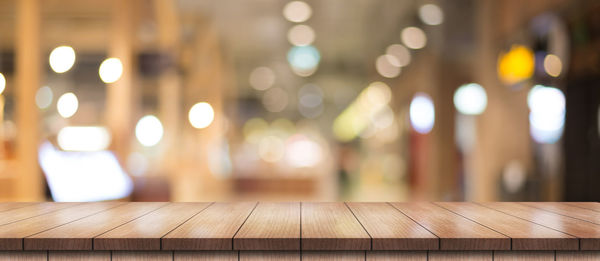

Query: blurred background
0;0;598;202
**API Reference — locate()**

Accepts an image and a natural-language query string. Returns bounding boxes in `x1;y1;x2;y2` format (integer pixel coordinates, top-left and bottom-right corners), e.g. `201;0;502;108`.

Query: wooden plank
234;202;300;250
25;202;166;250
436;202;577;250
0;251;46;261
94;202;211;250
389;203;509;250
0;202;34;213
482;202;600;250
301;202;371;250
522;202;600;224
48;251;110;261
0;202;122;250
302;251;364;261
0;202;78;225
556;251;600;261
428;251;492;261
366;251;427;261
493;251;554;261
162;202;257;250
174;251;238;261
347;202;438;250
566;202;600;212
240;251;299;261
112;251;172;261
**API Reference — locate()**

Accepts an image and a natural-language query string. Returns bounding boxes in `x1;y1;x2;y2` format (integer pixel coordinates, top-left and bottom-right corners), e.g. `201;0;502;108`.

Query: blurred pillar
105;0;134;160
153;0;181;181
15;0;43;201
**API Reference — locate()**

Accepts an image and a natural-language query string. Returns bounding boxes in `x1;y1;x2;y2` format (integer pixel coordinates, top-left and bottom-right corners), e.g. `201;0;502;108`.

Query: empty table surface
0;202;598;251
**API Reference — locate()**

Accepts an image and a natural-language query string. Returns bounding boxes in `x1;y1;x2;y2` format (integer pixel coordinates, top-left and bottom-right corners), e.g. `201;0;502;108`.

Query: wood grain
234;202;300;250
162;202;257;250
493;251;554;261
437;202;577;250
0;202;34;213
482;202;600;250
522;202;600;224
240;251;299;260
390;202;509;250
0;251;46;261
25;202;166;250
48;251;110;261
0;202;77;226
366;251;427;261
556;251;600;261
302;251;364;261
0;202;122;250
112;251;172;261
566;202;600;212
301;202;370;250
94;202;211;250
174;251;238;261
428;251;492;261
347;202;438;250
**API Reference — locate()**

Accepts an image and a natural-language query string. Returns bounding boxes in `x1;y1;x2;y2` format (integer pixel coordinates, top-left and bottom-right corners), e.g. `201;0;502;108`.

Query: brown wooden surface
94;202;211;250
174;251;238;261
0;202;34;213
301;202;371;250
25;202;166;250
0;251;46;261
0;202;122;250
111;251;172;261
482;202;600;250
566;202;600;212
302;251;364;261
347;202;438;250
390;202;509;250
493;251;554;261
162;202;257;250
523;202;600;224
556;251;600;261
234;202;300;250
366;251;427;261
436;202;578;250
0;202;77;226
239;251;299;261
428;251;492;261
48;251;110;261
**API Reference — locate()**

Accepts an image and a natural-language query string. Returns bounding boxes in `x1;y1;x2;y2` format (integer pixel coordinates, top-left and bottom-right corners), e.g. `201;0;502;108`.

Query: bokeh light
262;87;289;112
386;44;411;67
135;115;164;147
409;93;435;134
57;126;111;151
258;135;285;163
0;73;5;94
283;1;312;23
419;4;444;26
287;45;320;73
543;54;562;77
249;67;275;91
35;86;53;109
298;84;324;119
287;24;315;46
527;85;565;144
188;102;215;129
453;83;488;115
49;46;76;73
285;134;322;167
401;27;427;50
99;58;123;83
375;54;401;78
57;92;79;118
497;45;534;85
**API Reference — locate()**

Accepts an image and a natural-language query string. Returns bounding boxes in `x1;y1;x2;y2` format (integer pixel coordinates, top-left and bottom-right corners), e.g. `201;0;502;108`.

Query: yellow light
543;54;562;77
49;46;76;73
0;73;5;94
188;102;215;129
497;45;535;85
99;58;123;83
135;115;164;147
56;92;78;118
243;117;268;144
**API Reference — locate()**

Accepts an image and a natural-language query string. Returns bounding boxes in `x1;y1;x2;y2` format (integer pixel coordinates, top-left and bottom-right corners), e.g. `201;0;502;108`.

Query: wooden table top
0;202;598;252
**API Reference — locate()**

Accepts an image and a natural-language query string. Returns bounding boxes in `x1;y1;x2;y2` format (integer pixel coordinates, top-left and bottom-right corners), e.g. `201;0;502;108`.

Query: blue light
287;45;320;70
